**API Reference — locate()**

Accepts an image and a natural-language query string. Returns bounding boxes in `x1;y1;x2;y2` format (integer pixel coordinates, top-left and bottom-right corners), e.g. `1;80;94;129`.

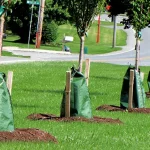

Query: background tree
42;20;58;44
0;0;19;55
127;0;150;70
45;1;69;25
6;0;69;43
107;0;150;70
106;0;131;16
106;0;131;47
56;0;105;72
7;0;38;43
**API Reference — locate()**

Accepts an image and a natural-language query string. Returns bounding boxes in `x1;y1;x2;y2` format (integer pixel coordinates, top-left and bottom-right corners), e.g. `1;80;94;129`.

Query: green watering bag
0;72;14;131
120;66;146;108
60;67;92;118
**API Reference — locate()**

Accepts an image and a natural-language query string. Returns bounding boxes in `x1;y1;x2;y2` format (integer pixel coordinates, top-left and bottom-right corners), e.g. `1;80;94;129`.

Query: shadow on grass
91;75;121;80
13;104;41;108
90;92;108;96
13;103;55;109
23;89;63;94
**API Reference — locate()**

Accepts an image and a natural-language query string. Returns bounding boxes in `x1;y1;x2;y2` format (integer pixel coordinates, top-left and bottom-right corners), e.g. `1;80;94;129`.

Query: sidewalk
2;46;71;55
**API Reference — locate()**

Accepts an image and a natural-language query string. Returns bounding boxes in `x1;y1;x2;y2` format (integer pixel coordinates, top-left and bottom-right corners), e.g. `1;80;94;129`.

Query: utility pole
35;0;45;48
28;4;34;48
96;14;100;43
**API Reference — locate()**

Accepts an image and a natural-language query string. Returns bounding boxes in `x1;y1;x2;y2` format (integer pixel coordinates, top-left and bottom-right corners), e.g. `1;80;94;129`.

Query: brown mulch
27;113;122;124
96;104;150;114
0;128;57;143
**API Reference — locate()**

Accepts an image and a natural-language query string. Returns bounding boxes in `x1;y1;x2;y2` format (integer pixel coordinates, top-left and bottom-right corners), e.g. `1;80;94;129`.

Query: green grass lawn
0;61;150;149
3;21;127;54
57;22;126;54
100;21;124;26
2;51;30;58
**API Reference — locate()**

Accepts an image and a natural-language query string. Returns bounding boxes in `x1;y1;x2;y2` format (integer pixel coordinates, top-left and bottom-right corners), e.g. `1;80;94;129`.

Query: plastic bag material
60;67;93;119
134;70;146;108
120;66;146;108
0;72;14;131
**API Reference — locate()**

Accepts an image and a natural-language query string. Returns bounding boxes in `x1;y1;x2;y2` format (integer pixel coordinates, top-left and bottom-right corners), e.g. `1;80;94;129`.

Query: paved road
1;15;150;66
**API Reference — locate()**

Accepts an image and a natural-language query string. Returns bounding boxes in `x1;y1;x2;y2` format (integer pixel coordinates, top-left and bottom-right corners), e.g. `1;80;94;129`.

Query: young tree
126;0;150;70
0;0;18;55
56;0;105;72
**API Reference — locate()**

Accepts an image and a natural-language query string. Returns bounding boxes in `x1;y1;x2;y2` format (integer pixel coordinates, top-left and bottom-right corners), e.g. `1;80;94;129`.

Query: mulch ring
96;104;150;114
0;128;57;143
27;113;122;124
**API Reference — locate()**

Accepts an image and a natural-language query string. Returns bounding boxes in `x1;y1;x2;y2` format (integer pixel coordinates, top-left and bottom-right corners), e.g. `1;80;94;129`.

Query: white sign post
27;0;40;5
27;0;40;48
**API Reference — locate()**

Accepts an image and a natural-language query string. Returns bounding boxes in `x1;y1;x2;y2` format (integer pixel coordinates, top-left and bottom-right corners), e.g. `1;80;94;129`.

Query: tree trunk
135;37;140;71
78;35;85;72
0;13;5;56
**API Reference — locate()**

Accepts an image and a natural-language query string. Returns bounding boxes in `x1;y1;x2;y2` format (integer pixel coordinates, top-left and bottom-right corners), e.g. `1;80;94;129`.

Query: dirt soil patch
96;105;150;113
0;128;57;143
27;113;122;124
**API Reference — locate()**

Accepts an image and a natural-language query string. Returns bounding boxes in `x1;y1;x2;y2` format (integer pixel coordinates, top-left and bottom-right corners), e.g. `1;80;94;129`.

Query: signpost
27;0;39;48
27;0;40;5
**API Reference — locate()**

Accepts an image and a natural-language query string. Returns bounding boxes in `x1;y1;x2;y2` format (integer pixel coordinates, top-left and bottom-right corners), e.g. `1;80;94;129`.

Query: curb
2;46;71;55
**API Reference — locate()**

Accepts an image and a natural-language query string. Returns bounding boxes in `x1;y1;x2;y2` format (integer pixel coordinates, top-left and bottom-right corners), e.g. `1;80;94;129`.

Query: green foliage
2;0;20;9
107;0;131;16
6;0;69;43
42;21;58;44
56;0;105;37
7;0;38;43
45;0;70;25
107;0;150;36
129;0;150;34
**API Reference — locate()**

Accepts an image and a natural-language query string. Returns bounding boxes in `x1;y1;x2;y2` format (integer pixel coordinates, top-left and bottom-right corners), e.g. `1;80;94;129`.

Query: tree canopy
107;0;150;33
57;0;105;37
107;0;150;70
5;0;69;43
56;0;105;72
106;0;131;16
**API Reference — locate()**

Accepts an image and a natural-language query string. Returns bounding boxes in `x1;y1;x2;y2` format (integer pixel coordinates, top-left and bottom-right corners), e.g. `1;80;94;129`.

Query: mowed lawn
0;61;150;149
55;22;126;54
3;21;127;54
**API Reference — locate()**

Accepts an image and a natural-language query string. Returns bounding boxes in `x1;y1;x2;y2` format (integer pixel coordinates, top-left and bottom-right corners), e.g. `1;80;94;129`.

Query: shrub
42;21;58;44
